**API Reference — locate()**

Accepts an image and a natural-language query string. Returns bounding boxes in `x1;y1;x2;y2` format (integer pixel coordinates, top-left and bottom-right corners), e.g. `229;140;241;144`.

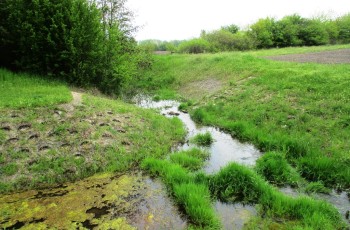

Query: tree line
140;13;350;54
0;0;151;95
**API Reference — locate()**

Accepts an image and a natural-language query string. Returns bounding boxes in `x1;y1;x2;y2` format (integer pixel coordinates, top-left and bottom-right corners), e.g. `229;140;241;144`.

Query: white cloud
127;0;350;41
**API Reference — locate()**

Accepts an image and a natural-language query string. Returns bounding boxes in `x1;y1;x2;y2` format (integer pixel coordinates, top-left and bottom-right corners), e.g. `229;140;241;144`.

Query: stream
136;97;260;229
136;96;350;228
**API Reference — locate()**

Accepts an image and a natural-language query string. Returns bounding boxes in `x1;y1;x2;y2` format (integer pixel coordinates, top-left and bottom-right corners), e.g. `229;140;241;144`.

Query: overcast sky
126;0;350;41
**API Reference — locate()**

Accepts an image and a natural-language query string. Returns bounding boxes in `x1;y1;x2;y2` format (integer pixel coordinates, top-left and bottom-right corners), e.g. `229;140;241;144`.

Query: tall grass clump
255;152;302;186
141;158;220;229
170;148;209;171
190;132;214;146
209;162;345;228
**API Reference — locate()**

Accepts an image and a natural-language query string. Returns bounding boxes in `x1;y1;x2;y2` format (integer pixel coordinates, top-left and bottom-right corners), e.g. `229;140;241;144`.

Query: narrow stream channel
136;96;350;228
136;97;259;229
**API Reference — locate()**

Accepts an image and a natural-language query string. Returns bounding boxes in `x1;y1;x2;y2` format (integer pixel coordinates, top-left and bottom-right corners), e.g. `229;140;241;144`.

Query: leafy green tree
274;14;303;47
336;13;350;43
299;19;329;46
221;24;239;34
249;17;276;48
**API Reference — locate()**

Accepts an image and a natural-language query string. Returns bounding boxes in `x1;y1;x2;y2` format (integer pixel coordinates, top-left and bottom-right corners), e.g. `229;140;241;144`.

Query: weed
304;182;331;194
190;132;213;146
1;163;18;176
170;153;203;171
255;152;301;186
141;158;220;229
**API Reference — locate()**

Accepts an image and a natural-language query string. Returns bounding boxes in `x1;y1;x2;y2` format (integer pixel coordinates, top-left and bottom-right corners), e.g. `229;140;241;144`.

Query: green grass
0;69;72;108
304;182;331;194
138;45;350;189
141;158;220;229
190;132;214;146
209;162;346;229
170;148;209;171
0;80;185;192
255;152;302;186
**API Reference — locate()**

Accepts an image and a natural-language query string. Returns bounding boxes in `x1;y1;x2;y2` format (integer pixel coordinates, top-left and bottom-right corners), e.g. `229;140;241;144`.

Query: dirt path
265;48;350;64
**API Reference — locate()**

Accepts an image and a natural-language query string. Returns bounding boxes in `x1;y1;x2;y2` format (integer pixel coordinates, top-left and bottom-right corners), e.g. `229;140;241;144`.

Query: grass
170;148;209;171
255;152;302;186
141;158;221;229
190;132;214;146
209;162;346;229
138;45;350;189
0;69;72;108
0;71;185;192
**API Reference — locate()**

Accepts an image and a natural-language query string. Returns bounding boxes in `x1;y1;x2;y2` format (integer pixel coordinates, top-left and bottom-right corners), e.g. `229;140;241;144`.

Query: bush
178;38;211;54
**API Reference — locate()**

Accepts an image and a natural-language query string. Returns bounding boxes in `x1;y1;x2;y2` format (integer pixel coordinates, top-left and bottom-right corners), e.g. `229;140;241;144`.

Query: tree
336;13;350;43
249;17;276;48
221;24;239;34
274;14;303;47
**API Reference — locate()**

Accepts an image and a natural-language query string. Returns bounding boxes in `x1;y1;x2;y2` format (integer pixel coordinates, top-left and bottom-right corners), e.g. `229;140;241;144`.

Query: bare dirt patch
265;49;350;64
179;78;223;99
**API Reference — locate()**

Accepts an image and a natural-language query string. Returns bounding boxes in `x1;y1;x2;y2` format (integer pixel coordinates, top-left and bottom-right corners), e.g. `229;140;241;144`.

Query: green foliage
190;132;214;146
203;29;237;51
0;0;147;95
255;152;301;186
221;24;240;34
336;13;350;43
0;69;71;108
249;17;276;48
178;38;211;54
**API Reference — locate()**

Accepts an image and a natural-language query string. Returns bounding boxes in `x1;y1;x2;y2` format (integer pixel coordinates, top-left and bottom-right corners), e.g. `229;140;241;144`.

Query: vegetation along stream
136;95;350;229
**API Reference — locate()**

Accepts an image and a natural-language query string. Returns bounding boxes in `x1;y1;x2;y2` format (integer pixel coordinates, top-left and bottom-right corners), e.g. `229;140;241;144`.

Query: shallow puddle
214;201;257;229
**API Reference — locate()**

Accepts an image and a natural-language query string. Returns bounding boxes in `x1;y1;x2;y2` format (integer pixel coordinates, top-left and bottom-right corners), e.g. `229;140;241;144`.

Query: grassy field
0;69;72;108
0;70;185;193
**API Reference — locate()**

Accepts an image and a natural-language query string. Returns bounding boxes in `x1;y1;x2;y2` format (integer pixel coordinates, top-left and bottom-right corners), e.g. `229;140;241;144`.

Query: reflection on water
132;177;187;229
214;201;257;229
136;96;261;174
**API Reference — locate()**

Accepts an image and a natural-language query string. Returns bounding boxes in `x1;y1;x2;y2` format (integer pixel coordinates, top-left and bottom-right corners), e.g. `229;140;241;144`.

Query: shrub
178;39;211;54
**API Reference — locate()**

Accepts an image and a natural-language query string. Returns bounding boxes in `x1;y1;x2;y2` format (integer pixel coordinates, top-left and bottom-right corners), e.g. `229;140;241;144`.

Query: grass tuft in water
304;182;331;194
190;132;214;146
141;158;220;229
255;152;302;186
